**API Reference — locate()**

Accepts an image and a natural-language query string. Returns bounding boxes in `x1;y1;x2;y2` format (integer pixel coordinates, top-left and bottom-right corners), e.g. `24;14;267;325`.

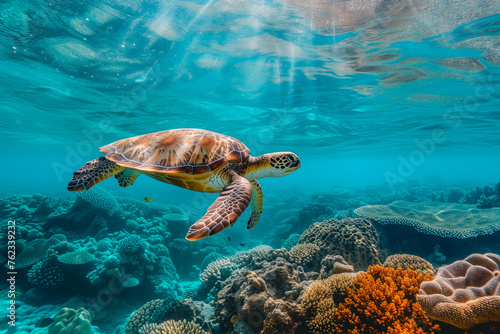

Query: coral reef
383;254;434;276
48;307;93;334
418;253;500;329
4;181;500;334
298;218;386;270
355;200;500;238
335;266;439;334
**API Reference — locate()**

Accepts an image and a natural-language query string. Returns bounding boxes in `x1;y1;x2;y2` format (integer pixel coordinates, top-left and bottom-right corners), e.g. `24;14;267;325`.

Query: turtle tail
67;157;124;192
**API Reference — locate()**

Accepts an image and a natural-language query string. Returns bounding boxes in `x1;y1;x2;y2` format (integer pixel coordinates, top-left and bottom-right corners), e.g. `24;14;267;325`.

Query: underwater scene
1;0;500;333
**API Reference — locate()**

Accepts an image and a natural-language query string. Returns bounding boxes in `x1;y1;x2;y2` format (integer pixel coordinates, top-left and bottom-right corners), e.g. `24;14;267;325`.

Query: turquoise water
1;0;500;333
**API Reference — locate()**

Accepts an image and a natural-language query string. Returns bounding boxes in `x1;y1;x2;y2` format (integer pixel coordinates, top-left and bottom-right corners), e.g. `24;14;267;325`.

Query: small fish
230;314;238;324
144;196;152;203
35;318;54;328
227;236;231;241
240;243;246;247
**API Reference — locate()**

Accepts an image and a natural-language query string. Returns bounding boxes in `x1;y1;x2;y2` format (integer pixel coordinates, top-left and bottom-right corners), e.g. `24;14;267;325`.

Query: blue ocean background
1;0;500;333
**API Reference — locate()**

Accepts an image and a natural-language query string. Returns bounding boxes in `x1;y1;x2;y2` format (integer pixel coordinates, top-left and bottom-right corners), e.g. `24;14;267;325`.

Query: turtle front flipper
247;180;263;230
115;168;141;187
67;157;124;192
186;171;252;241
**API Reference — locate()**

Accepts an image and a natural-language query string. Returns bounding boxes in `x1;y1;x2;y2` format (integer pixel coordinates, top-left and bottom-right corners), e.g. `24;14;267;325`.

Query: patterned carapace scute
100;128;249;173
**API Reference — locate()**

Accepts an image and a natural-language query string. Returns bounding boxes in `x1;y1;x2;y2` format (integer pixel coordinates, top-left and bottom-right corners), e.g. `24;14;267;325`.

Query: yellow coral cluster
383;254;434;276
335;266;439;334
301;273;356;333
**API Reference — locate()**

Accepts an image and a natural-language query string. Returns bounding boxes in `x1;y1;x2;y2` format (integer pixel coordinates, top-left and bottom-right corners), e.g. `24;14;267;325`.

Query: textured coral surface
298;218;386;271
418;253;500;329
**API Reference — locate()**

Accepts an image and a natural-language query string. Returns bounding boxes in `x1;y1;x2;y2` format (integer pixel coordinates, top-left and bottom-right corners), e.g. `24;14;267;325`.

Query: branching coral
335;266;439;334
461;182;500;208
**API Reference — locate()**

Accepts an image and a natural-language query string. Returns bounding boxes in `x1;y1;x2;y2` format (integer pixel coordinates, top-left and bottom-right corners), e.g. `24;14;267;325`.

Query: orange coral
335;265;440;334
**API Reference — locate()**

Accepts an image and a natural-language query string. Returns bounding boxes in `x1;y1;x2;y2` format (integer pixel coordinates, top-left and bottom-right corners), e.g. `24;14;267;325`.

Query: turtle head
246;152;300;179
268;152;301;176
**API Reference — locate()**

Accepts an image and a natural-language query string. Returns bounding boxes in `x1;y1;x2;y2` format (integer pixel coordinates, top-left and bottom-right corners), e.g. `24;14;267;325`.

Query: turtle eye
286;154;295;162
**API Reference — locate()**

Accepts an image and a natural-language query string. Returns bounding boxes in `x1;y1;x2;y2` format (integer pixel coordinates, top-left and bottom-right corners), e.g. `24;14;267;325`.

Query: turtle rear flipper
67;157;124;192
186;172;252;241
115;168;141;187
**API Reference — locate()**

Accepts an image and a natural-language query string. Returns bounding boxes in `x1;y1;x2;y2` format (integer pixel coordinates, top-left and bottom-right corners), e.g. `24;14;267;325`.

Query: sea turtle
67;129;300;240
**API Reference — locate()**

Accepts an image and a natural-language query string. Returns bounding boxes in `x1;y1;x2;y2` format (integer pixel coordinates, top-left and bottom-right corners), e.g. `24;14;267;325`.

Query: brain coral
418;253;500;329
355;200;500;238
335;266;439;334
138;319;206;334
48;307;92;334
383;254;434;276
299;218;386;271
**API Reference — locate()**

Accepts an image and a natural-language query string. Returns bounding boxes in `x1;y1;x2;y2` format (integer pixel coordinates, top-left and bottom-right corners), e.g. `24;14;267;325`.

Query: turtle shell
100;128;250;175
